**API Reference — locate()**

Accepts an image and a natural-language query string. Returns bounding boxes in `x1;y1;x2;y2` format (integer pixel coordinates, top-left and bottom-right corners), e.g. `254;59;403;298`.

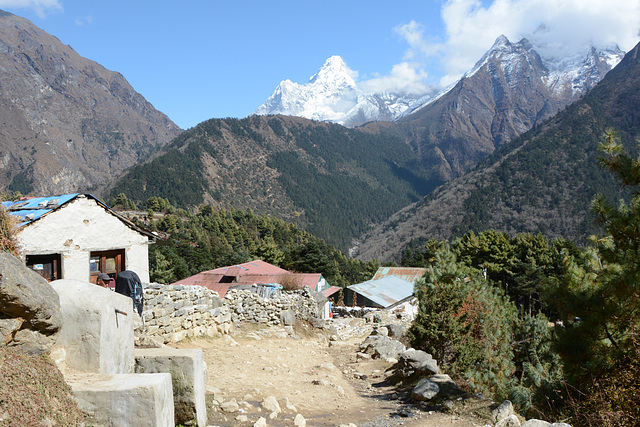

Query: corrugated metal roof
2;194;79;226
371;267;427;284
1;193;156;238
208;260;289;276
321;286;342;297
347;276;414;308
172;260;324;296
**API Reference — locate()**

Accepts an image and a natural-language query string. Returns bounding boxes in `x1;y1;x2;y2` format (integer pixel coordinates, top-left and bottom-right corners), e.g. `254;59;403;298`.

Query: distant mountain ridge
352;40;640;262
112;36;626;253
378;36;625;183
0;9;182;195
255;37;624;132
107;115;438;251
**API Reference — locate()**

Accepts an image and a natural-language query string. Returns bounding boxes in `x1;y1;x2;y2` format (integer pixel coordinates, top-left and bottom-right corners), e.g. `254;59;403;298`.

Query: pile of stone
223;287;324;325
486;400;572;427
139;283;233;344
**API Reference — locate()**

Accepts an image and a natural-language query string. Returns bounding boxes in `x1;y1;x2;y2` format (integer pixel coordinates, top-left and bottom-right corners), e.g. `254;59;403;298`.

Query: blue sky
1;0;639;129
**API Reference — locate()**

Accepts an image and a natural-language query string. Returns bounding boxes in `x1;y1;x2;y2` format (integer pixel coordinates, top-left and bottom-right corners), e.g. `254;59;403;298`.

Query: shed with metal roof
345;276;415;309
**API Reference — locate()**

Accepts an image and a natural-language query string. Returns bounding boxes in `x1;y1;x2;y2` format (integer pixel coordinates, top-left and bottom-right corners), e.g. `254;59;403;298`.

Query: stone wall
139;284;232;344
224;287;324;325
137;284;326;344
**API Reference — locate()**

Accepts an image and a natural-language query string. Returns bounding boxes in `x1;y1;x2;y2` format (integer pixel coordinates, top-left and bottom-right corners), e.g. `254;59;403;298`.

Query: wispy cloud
363;0;640;92
0;0;62;17
74;15;93;27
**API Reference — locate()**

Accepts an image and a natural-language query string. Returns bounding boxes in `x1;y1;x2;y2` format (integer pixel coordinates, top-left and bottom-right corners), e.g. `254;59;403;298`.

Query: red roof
172;260;323;297
321;286;342;297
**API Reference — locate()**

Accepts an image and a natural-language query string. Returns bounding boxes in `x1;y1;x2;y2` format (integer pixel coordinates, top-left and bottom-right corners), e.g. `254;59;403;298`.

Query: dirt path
172;320;493;427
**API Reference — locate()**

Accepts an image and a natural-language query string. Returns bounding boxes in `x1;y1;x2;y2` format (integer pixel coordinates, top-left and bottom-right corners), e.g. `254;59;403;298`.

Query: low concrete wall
51;279;134;374
71;372;174;427
135;348;207;427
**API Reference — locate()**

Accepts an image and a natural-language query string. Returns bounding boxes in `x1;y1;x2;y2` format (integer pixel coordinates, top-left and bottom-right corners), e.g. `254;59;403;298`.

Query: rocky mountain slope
107;115;438;251
374;36;624;183
0;10;182;196
352;41;640;263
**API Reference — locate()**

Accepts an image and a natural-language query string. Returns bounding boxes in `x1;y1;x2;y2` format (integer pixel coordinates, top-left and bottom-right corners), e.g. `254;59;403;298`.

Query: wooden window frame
26;254;62;282
89;249;125;283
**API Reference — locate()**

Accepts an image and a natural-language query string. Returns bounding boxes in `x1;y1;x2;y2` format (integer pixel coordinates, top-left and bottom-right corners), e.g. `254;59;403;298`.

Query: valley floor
172;319;494;427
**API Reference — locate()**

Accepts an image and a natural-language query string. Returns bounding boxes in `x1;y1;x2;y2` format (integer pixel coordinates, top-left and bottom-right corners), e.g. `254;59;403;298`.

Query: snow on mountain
254;56;424;127
543;44;625;98
255;39;624;128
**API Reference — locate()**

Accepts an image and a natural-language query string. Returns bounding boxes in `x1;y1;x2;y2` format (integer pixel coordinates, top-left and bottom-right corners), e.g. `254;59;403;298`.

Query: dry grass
0;205;20;256
0;346;85;426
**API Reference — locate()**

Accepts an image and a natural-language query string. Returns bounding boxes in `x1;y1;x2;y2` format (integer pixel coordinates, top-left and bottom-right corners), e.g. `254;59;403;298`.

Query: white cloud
364;0;640;92
0;0;62;17
360;62;432;95
438;0;640;86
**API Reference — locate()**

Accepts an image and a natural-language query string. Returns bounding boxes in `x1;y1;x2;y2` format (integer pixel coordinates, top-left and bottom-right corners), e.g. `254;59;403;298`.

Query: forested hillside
110;195;379;288
107;115;440;251
353;41;640;262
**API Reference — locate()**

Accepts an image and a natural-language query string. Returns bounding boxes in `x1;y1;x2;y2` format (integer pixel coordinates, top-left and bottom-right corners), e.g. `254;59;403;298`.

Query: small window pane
90;257;100;273
105;257;116;272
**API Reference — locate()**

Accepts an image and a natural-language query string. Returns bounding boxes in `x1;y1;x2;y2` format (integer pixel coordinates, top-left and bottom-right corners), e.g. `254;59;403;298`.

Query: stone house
2;193;155;283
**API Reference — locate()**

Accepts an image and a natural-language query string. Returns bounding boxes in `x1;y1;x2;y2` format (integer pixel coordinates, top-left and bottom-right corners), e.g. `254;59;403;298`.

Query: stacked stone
139;283;233;344
224;287;322;325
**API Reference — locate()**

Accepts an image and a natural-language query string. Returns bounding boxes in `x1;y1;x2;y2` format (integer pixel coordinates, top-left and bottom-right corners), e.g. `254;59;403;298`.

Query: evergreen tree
408;246;518;399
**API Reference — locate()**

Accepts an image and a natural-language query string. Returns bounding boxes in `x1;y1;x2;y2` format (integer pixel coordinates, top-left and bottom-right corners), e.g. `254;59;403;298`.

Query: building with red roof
172;260;328;298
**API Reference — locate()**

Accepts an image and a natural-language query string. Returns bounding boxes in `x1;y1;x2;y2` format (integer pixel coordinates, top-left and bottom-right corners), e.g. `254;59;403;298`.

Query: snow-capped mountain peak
309;55;356;87
254;55;425;127
254;38;624;128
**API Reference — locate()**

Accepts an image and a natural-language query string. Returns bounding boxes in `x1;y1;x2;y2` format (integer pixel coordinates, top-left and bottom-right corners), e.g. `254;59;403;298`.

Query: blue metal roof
347;276;414;308
2;194;81;226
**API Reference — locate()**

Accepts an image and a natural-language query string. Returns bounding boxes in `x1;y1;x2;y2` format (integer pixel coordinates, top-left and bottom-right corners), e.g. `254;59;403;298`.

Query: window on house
89;249;125;283
26;254;62;282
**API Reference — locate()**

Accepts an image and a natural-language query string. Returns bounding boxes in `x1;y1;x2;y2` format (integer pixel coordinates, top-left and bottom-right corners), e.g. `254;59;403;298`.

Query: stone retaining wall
139;284;232;344
224;287;323;325
136;284;325;344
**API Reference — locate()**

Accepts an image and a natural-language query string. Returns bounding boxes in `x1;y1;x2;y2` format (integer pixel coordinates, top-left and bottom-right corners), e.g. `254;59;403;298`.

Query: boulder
411;377;440;401
360;333;406;360
496;415;521;427
279;309;296;326
0;252;62;355
386;323;405;338
427;374;463;398
492;400;515;423
396;348;439;377
261;396;281;415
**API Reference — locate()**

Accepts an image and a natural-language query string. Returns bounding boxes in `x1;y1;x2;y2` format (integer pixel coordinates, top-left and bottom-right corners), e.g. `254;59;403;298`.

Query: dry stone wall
137;284;325;344
224;287;324;325
139;284;232;344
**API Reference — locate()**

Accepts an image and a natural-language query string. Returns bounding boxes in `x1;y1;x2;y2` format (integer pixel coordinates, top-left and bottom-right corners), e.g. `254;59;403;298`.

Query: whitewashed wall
17;195;151;282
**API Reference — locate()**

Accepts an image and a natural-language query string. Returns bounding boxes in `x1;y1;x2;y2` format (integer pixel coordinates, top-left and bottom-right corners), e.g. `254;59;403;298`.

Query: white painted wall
17;195;151;282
